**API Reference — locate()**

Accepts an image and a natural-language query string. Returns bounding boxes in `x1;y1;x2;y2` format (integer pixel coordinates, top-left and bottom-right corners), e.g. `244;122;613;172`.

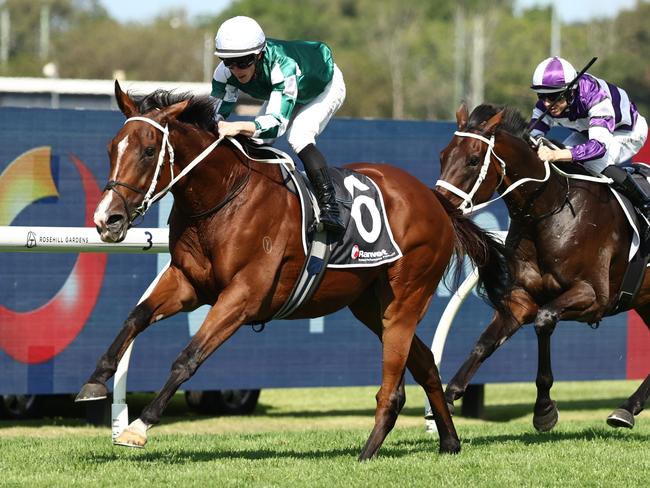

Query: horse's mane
468;103;529;142
130;89;217;132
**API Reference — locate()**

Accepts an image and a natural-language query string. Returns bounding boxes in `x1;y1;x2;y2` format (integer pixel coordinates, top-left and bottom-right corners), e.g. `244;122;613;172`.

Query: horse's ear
483;110;505;136
114;80;138;117
456;103;468;129
158;99;191;123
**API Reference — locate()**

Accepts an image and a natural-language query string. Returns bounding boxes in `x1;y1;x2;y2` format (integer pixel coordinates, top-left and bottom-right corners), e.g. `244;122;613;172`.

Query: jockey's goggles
221;54;257;69
537;91;567;103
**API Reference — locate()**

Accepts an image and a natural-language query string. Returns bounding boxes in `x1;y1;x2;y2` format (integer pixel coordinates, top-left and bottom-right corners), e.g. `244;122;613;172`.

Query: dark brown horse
75;82;510;460
437;102;650;432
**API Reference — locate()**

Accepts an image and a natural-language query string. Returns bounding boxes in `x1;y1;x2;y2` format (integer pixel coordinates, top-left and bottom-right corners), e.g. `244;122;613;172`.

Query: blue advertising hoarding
0;107;634;396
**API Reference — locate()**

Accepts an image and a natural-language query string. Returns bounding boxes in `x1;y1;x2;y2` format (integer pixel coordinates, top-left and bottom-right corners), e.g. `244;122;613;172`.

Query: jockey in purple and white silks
529;56;650;218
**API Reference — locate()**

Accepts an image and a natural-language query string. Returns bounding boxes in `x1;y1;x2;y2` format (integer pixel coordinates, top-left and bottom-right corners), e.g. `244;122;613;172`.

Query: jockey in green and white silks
211;16;346;236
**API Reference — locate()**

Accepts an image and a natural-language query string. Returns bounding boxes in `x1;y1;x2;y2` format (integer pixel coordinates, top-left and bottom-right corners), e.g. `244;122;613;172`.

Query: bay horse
75;82;511;460
436;102;650;432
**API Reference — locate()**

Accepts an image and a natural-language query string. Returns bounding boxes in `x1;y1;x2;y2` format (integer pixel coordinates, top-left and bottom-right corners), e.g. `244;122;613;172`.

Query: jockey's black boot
602;165;650;224
298;144;345;237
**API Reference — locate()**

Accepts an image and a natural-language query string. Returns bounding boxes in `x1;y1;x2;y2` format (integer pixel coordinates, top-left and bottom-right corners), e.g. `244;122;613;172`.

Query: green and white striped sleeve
211;64;239;121
253;59;298;139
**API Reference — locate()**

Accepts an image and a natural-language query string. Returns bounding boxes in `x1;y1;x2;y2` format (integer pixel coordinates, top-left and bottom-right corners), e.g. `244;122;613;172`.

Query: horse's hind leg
532;281;599;432
406;334;459;453
349;289;407;415
352;277;459;461
76;266;197;402
607;304;650;428
349;291;458;457
445;288;537;412
357;316;416;461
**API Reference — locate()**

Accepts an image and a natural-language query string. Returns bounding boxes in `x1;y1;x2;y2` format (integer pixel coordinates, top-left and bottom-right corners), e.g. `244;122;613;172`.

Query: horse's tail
433;190;512;312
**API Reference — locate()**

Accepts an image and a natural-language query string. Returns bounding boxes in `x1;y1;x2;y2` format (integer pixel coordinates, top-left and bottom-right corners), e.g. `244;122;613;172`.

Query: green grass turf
1;380;648;487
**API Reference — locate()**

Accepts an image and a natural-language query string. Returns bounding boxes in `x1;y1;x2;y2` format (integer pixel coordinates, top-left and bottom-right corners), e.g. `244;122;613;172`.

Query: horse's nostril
107;214;123;226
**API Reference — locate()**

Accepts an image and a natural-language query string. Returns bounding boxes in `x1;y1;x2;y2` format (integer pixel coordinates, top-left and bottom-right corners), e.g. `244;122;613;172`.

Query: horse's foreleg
533;281;597;432
114;284;250;448
445;289;537;410
76;266;197;402
607;375;650;429
349;295;455;454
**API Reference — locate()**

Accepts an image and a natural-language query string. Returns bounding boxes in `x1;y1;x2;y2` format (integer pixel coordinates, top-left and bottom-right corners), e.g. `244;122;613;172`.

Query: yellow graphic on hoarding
0;147;58;225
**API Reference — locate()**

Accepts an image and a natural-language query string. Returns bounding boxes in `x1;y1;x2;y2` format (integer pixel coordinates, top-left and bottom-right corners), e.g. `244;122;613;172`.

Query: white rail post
424;231;506;433
111;261;170;441
0;225;169;441
424;268;480;433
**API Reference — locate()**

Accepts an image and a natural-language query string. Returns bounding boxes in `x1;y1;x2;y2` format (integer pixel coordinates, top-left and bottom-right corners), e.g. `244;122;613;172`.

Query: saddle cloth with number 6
281;165;403;268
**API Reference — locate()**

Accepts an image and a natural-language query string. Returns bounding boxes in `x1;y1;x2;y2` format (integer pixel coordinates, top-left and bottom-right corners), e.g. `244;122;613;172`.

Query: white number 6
343;175;381;243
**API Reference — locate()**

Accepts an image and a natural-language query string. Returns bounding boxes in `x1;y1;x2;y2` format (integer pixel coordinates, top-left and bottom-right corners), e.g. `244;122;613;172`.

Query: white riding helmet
214;16;266;58
531;56;578;93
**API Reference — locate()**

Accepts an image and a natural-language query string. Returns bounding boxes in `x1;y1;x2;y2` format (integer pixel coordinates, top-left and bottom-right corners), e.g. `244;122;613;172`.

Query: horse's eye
144;146;156;158
468;155;481;166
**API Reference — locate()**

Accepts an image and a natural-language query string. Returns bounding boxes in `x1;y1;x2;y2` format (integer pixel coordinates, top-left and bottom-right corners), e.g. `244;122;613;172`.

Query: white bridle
123;116;223;219
435;130;552;214
120;116;296;220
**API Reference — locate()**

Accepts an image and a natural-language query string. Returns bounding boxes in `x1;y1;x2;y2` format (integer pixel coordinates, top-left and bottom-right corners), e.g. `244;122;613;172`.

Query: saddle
231;137;402;318
549;158;650;314
611;163;650;313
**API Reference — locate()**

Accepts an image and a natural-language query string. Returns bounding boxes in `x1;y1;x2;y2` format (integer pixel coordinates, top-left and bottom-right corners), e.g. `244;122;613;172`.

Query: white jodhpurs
564;115;649;174
258;64;346;153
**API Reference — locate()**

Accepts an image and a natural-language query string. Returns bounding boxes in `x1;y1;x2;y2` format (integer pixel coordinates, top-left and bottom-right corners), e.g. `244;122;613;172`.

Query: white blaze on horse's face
94;133;133;243
113;134;130;180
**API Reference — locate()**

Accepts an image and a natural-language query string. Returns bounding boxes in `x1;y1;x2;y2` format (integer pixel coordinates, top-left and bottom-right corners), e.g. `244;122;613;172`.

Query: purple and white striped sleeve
570;85;615;162
529;101;552;138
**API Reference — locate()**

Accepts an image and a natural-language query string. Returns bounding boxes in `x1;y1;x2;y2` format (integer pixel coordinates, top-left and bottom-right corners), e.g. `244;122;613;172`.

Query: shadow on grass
82;425;647;464
0;393;632;428
386;426;648;455
476;396;629;422
465;427;647;447
87;444;364;464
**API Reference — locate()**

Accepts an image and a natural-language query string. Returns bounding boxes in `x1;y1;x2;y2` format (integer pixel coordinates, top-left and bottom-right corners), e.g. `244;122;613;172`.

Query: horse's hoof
533;401;559;432
357;450;377;462
439;437;461;455
606;408;634;429
113;428;147;449
75;383;108;402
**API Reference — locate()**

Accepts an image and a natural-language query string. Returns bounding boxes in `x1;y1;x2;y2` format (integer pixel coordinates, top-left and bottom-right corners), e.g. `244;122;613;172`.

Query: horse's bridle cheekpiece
107;116;223;223
436;130;551;214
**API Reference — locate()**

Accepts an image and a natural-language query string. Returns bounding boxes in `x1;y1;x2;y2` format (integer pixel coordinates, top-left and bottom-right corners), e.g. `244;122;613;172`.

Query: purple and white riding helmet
530;56;578;93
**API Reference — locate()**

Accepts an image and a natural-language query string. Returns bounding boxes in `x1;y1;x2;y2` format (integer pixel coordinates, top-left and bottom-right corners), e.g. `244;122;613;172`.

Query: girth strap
271;164;332;320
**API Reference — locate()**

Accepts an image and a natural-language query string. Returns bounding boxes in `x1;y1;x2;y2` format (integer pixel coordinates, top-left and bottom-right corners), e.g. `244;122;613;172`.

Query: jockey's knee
287;130;316;155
